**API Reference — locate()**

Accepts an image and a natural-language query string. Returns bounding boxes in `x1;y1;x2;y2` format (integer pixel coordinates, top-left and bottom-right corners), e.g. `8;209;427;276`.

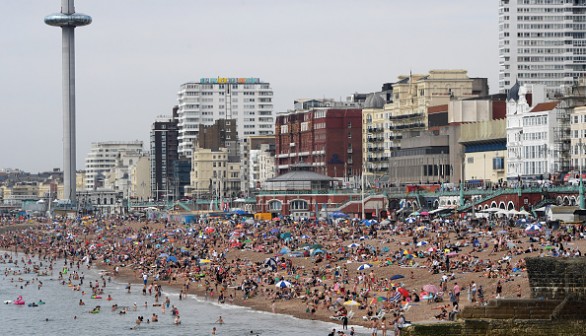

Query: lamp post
578;138;586;210
459;151;465;207
361;160;366;219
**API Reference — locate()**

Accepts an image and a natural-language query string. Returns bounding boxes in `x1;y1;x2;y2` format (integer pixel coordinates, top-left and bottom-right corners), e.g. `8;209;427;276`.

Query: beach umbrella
525;224;541;232
544;245;555;250
361;219;373;226
300;234;311;239
199;259;211;264
390;274;405;280
398;287;410;297
416;241;428;247
158;253;169;258
422;284;439;294
245;219;255;225
204;227;215;234
377;296;388;302
406;217;416;224
310;244;323;249
330;211;349;219
343;300;360;307
275;280;292;288
357;263;373;271
166;256;178;263
348;243;360;248
410;211;420;217
420;211;429;216
272;217;280;221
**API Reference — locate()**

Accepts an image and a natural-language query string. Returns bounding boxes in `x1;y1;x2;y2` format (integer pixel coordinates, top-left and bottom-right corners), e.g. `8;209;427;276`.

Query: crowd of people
1;210;585;334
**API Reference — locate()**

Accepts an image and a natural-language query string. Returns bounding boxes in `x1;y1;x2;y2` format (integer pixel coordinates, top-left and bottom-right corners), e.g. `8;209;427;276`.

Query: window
268;200;282;211
493;157;505;170
467;157;474;164
290;200;308;210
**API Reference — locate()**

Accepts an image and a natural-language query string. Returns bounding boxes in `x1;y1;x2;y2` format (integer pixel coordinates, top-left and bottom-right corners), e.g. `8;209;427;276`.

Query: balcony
389;135;403;140
388;112;424;121
367;127;383;133
367;137;384;143
367;147;384;153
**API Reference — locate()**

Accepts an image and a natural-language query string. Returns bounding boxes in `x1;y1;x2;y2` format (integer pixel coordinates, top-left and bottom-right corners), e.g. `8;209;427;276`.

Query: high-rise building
150;109;181;201
176;77;274;158
84;141;143;190
498;0;586;94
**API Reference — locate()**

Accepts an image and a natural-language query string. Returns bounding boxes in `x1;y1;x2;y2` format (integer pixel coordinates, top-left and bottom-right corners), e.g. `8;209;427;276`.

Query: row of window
523;115;548;126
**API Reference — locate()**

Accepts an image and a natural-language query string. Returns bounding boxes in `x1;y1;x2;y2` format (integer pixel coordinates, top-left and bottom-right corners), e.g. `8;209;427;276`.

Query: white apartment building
84;141;143;190
506;83;561;180
177;77;274;157
499;0;586;94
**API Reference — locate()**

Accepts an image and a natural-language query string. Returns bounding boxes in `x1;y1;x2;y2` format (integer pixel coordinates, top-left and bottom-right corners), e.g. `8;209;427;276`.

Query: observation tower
45;0;92;204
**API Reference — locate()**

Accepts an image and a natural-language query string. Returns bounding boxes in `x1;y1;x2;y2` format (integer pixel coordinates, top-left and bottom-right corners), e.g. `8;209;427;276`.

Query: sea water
0;256;368;335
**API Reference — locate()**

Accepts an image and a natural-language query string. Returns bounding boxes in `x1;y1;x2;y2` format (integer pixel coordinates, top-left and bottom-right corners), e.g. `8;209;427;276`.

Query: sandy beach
1;215;584;331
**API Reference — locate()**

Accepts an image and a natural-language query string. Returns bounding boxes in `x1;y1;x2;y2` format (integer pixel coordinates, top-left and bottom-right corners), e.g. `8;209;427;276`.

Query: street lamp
578;138;586;210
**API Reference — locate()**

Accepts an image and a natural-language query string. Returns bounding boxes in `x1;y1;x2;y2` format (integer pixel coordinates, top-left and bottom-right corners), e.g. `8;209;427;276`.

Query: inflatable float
4;300;12;304
91;295;102;299
13;296;25;305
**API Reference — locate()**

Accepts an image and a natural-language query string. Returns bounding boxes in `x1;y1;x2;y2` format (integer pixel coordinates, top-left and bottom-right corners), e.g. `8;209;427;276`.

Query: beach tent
311;249;325;256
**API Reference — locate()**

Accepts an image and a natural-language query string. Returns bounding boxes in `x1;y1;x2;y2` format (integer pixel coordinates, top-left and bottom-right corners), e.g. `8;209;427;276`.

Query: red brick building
275;108;363;178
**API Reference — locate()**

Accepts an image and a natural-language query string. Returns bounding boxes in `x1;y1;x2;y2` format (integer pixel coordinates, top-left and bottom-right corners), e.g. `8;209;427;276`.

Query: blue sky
0;0;498;172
